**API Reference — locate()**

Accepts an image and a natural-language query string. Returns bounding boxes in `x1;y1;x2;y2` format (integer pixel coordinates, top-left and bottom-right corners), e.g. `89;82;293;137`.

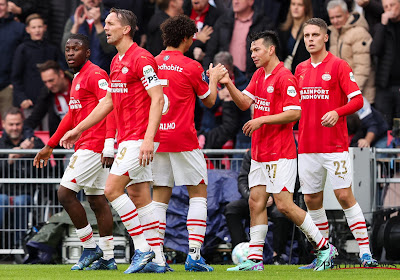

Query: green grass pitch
1;264;400;280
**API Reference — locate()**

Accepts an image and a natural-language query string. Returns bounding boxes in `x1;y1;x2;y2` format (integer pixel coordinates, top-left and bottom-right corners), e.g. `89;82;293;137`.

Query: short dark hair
110;8;137;39
67;33;90;49
249;30;281;55
37;60;62;73
3;107;23;121
213;51;233;70
304;18;328;34
160;15;197;48
25;13;44;25
156;0;171;11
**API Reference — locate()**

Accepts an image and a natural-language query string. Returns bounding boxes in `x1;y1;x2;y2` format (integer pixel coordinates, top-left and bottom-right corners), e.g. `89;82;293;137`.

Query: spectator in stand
278;0;312;74
370;0;400;129
0;0;26;120
327;0;375;104
12;13;64;117
355;0;384;35
146;0;184;57
61;0;116;73
254;0;291;29
183;0;222;62
23;60;72;141
6;0;35;22
347;96;389;149
0;107;44;246
203;0;274;78
103;0;148;46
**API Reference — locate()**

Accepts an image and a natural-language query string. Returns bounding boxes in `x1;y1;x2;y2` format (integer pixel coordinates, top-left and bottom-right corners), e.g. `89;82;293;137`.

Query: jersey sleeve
47;111;73;148
338;60;362;99
189;61;210;100
137;55;161;91
279;74;301;111
89;70;109;101
243;70;258;101
105;109;117;139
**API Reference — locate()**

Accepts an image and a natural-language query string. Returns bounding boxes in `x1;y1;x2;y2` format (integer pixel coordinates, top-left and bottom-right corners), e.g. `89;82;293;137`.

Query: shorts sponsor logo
75;84;80;91
322;74;331;81
143;65;155;76
349;72;356;82
122;66;129;74
98;79;108;90
287;85;297;97
267;86;274;93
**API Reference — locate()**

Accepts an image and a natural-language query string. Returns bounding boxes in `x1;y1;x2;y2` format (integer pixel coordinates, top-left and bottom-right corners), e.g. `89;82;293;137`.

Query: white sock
99;236;114;260
248;224;268;262
309;207;329;239
187;197;207;260
138;202;164;265
153;201;168;263
344;203;371;257
298;213;328;250
76;224;96;249
110;194;150;252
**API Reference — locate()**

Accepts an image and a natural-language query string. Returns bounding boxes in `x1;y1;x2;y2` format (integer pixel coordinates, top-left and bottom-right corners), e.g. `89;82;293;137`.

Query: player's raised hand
139;138;154;167
33;145;54;168
321;110;339;127
243;118;263;136
60;129;81;149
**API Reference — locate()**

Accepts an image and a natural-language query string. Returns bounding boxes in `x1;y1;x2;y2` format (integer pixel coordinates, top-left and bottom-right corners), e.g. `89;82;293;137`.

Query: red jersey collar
77;60;93;74
264;61;284;76
124;42;139;58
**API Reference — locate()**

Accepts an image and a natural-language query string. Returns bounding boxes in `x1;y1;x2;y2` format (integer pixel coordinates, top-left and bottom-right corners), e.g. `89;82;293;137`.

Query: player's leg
84;193;116;270
184;183;214;272
227;184;267;271
127;183;166;273
167;149;213;272
58;185;103;270
105;174;154;273
152;186;172;271
107;141;160;273
274;191;336;271
298;154;330;269
325;152;378;267
334;188;378;267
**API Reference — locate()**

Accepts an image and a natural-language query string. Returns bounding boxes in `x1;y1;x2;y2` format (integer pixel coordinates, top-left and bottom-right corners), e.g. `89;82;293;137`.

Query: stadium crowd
0;0;399;273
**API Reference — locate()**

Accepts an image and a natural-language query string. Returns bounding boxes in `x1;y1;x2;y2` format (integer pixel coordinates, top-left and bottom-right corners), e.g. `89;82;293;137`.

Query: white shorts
152;149;208;187
110;140;159;186
298;152;352;194
248;158;297;194
61;149;109;195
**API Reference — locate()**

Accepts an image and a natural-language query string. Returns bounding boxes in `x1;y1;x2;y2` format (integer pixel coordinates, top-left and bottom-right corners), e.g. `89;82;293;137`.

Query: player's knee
275;201;290;217
104;185;116;202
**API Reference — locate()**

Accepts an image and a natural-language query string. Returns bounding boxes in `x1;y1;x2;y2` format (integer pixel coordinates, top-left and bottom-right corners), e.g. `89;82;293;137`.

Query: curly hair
160;15;197;48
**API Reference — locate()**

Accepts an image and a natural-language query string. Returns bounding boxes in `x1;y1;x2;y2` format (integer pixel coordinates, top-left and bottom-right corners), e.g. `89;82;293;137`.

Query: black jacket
203;8;274;78
183;3;222;60
278;28;310;74
237;149;251;200
370;21;400;89
146;10;170;57
11;39;63;107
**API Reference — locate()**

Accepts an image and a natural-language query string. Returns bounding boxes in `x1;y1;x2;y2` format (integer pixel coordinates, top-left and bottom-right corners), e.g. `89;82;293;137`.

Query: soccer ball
231;242;250;264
